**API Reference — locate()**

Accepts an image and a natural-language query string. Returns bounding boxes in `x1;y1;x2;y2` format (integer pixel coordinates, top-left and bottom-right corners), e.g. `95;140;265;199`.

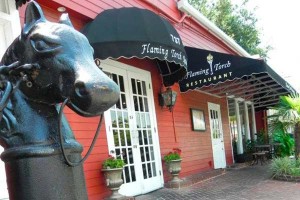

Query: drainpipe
177;0;250;57
140;0;188;23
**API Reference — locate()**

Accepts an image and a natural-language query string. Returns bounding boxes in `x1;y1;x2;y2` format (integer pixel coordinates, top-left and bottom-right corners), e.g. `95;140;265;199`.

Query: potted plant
101;155;126;199
163;148;182;182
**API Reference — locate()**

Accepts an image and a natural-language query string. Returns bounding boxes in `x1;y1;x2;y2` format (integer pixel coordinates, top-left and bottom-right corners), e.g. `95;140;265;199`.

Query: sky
238;0;300;92
2;1;297;92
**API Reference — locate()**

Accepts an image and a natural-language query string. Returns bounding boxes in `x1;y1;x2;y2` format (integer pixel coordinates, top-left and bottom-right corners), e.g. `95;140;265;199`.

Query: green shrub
270;157;300;177
290;168;300;176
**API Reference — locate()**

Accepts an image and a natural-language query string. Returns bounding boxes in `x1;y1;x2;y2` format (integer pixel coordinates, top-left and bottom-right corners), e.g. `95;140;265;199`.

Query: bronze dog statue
0;1;120;199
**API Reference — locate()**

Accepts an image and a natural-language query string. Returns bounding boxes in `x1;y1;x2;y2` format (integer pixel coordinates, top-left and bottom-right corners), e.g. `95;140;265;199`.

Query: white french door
102;60;163;196
208;102;226;169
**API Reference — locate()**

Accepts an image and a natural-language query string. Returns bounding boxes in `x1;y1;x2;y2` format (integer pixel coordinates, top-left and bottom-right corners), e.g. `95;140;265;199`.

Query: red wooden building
0;0;295;199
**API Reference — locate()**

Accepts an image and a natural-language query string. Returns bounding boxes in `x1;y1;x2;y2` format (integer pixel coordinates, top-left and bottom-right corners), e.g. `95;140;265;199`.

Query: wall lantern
159;87;177;112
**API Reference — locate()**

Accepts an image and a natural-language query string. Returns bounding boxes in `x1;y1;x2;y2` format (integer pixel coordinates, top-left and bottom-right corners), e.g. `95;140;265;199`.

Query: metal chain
58;98;103;167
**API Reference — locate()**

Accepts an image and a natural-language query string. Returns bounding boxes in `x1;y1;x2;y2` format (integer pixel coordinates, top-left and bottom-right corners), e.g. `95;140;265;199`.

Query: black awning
82;7;187;87
180;46;297;110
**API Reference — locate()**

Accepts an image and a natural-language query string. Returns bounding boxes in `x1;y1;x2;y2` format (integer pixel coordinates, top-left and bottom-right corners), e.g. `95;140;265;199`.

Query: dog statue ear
59;13;74;28
23;1;46;35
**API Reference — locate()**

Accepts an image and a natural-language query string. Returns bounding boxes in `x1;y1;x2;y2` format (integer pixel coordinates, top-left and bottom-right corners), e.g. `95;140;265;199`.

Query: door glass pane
121;94;127;109
119;76;125;92
113;130;119;147
111;110;117;128
130;166;136;182
120;130;125;146
126;130;131;146
137;80;142;95
142;81;147;95
142;164;147;179
131;78;157;180
131;79;136;94
147;163;152;178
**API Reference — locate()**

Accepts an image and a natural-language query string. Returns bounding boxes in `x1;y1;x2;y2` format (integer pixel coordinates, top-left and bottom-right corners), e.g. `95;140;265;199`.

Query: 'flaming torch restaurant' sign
179;47;282;92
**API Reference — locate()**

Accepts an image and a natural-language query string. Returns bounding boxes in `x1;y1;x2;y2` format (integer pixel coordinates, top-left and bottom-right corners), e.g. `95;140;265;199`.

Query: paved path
136;164;300;200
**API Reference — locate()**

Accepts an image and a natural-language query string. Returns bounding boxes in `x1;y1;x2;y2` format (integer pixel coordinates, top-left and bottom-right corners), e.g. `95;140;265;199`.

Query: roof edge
177;0;250;57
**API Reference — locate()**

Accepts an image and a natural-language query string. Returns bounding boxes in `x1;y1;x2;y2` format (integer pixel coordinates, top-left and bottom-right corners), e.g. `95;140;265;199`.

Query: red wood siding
17;1;234;199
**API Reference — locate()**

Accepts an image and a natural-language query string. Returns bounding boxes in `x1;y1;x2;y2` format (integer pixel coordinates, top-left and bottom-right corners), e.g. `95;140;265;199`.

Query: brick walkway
136;164;300;200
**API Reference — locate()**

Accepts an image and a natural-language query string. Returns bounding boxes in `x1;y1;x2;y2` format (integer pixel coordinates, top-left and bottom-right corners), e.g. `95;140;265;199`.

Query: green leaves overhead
188;0;271;59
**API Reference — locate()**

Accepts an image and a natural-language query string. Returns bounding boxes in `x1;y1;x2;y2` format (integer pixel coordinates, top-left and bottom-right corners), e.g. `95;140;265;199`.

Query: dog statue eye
31;39;59;53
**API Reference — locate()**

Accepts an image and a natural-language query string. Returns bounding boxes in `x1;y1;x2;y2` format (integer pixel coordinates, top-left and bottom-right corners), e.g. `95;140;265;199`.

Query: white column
244;102;251;141
235;99;243;154
251;103;257;140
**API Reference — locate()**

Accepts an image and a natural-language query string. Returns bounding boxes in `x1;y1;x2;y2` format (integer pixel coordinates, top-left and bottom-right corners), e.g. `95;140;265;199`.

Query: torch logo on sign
207;53;214;75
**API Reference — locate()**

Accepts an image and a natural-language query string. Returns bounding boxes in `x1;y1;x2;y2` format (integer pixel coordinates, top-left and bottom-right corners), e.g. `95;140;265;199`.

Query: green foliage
102;155;125;169
270;157;300;177
269;94;300;158
270;95;300;126
163;148;181;163
256;129;267;145
188;0;271;59
272;124;294;157
245;139;255;153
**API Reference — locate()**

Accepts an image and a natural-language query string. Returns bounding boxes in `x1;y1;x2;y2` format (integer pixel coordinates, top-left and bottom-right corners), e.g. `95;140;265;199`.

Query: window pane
143;130;148;145
144;98;149;112
117;111;123;128
139;97;144;111
152;162;157;177
113;130;119;147
138;131;143;145
140;147;145;162
145;146;150;161
142;81;147;95
124;166;130;183
111;110;117;128
121;94;127;109
131;79;136;94
137;80;142;95
128;148;133;164
142;164;147;179
120;130;125;146
126;130;131;146
119;75;124;92
133;96;139;111
147;163;152;178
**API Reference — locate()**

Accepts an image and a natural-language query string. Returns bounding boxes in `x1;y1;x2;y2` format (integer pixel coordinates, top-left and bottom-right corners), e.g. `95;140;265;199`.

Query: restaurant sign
179;47;266;92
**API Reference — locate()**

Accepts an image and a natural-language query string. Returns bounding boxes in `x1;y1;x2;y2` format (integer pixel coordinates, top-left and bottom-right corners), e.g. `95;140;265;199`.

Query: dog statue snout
69;69;120;117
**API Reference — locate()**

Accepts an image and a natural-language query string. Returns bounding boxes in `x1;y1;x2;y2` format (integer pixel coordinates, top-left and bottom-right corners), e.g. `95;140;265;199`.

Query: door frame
208;102;226;169
101;59;164;195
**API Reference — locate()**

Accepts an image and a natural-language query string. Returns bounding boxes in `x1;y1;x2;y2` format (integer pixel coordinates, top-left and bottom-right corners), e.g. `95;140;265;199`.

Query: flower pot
166;159;182;182
102;168;124;199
